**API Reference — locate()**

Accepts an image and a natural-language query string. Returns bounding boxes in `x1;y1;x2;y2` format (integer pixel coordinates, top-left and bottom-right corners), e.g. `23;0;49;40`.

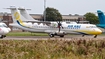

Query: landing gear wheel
0;35;4;39
82;35;85;37
3;35;6;37
94;35;97;38
60;35;64;37
49;34;54;38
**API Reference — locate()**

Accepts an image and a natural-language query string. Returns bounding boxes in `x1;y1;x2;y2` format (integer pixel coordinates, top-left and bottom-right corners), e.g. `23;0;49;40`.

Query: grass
0;39;105;59
7;32;48;36
3;32;105;59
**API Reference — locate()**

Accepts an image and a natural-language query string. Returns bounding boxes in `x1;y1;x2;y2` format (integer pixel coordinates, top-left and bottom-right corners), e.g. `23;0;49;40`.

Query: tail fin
97;10;105;28
7;6;27;26
18;7;38;21
6;6;18;23
97;10;105;24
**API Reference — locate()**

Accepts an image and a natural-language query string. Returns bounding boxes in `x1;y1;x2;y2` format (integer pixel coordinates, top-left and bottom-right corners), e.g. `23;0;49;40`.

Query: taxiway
1;35;105;40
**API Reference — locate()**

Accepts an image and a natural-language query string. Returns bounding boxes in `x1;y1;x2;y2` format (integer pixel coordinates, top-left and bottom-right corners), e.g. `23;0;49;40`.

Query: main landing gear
0;35;6;39
49;33;64;38
49;34;54;38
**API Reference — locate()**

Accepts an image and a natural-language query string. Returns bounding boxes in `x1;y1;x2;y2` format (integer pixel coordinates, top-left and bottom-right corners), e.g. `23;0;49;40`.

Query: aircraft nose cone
7;28;11;32
96;29;102;34
3;29;9;35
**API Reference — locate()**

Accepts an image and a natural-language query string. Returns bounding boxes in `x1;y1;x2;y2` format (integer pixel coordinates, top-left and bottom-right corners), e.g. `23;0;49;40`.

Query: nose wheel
49;34;54;38
94;35;97;38
82;35;85;37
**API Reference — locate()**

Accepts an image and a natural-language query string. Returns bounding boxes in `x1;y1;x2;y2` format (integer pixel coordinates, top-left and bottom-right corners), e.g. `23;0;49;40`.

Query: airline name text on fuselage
68;25;81;29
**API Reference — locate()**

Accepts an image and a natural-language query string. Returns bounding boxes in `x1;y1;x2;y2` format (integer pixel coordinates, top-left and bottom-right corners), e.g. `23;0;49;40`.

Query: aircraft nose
96;29;102;34
3;29;9;35
7;28;11;32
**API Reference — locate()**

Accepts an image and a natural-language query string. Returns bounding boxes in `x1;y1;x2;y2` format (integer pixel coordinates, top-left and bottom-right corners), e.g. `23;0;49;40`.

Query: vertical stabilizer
97;10;105;24
8;6;18;23
7;6;29;27
6;6;28;24
18;7;38;21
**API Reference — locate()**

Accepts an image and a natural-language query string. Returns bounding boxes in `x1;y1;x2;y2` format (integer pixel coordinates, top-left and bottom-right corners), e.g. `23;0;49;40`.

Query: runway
1;35;105;40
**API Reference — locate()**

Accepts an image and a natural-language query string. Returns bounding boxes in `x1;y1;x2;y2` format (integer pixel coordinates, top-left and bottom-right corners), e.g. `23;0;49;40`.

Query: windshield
0;24;8;28
86;25;97;28
3;24;8;28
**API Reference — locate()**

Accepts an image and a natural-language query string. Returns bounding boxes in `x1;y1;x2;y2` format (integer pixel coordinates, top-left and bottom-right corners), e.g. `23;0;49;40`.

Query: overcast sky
0;0;105;15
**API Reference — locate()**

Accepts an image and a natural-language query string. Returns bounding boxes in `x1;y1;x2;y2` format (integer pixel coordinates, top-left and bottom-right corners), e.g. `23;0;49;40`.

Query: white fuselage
7;7;102;37
10;22;102;35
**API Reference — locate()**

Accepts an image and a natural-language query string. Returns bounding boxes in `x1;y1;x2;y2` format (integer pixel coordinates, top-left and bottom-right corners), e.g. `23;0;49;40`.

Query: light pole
44;0;46;21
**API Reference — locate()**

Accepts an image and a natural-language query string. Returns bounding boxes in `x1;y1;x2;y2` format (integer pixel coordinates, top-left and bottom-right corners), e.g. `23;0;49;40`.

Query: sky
0;0;105;15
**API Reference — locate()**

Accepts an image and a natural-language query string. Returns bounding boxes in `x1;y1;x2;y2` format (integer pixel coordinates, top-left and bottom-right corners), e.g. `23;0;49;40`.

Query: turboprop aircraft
7;6;102;38
0;22;11;38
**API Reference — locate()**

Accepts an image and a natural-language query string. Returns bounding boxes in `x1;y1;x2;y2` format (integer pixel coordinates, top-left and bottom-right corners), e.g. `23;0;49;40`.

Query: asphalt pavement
1;35;105;40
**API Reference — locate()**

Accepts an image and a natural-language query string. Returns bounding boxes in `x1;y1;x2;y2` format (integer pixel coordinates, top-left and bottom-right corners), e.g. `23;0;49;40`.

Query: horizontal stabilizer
4;6;17;10
18;7;37;21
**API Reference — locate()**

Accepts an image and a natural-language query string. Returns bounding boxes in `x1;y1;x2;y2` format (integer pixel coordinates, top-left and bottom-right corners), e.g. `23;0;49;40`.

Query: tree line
43;7;99;24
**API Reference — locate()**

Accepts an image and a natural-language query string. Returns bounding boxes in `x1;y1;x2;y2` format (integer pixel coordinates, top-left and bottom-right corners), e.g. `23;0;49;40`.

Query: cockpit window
0;24;8;28
0;25;3;27
66;22;77;24
86;26;97;28
3;24;8;28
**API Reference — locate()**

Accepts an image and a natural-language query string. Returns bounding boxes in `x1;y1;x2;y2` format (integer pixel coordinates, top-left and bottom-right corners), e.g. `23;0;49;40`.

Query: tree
43;7;62;21
84;12;99;24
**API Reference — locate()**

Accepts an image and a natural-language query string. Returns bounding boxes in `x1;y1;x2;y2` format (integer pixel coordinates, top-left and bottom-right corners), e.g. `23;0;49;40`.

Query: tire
60;35;64;37
49;34;54;38
94;35;97;38
82;35;85;37
0;35;4;39
3;35;6;37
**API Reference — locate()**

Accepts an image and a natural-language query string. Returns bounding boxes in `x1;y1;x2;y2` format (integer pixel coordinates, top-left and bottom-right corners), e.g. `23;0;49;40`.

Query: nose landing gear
94;35;97;38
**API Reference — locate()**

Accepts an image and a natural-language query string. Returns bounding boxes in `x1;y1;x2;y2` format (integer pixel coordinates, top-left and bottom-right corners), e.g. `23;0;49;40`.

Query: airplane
7;6;102;38
0;22;11;38
97;10;105;28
